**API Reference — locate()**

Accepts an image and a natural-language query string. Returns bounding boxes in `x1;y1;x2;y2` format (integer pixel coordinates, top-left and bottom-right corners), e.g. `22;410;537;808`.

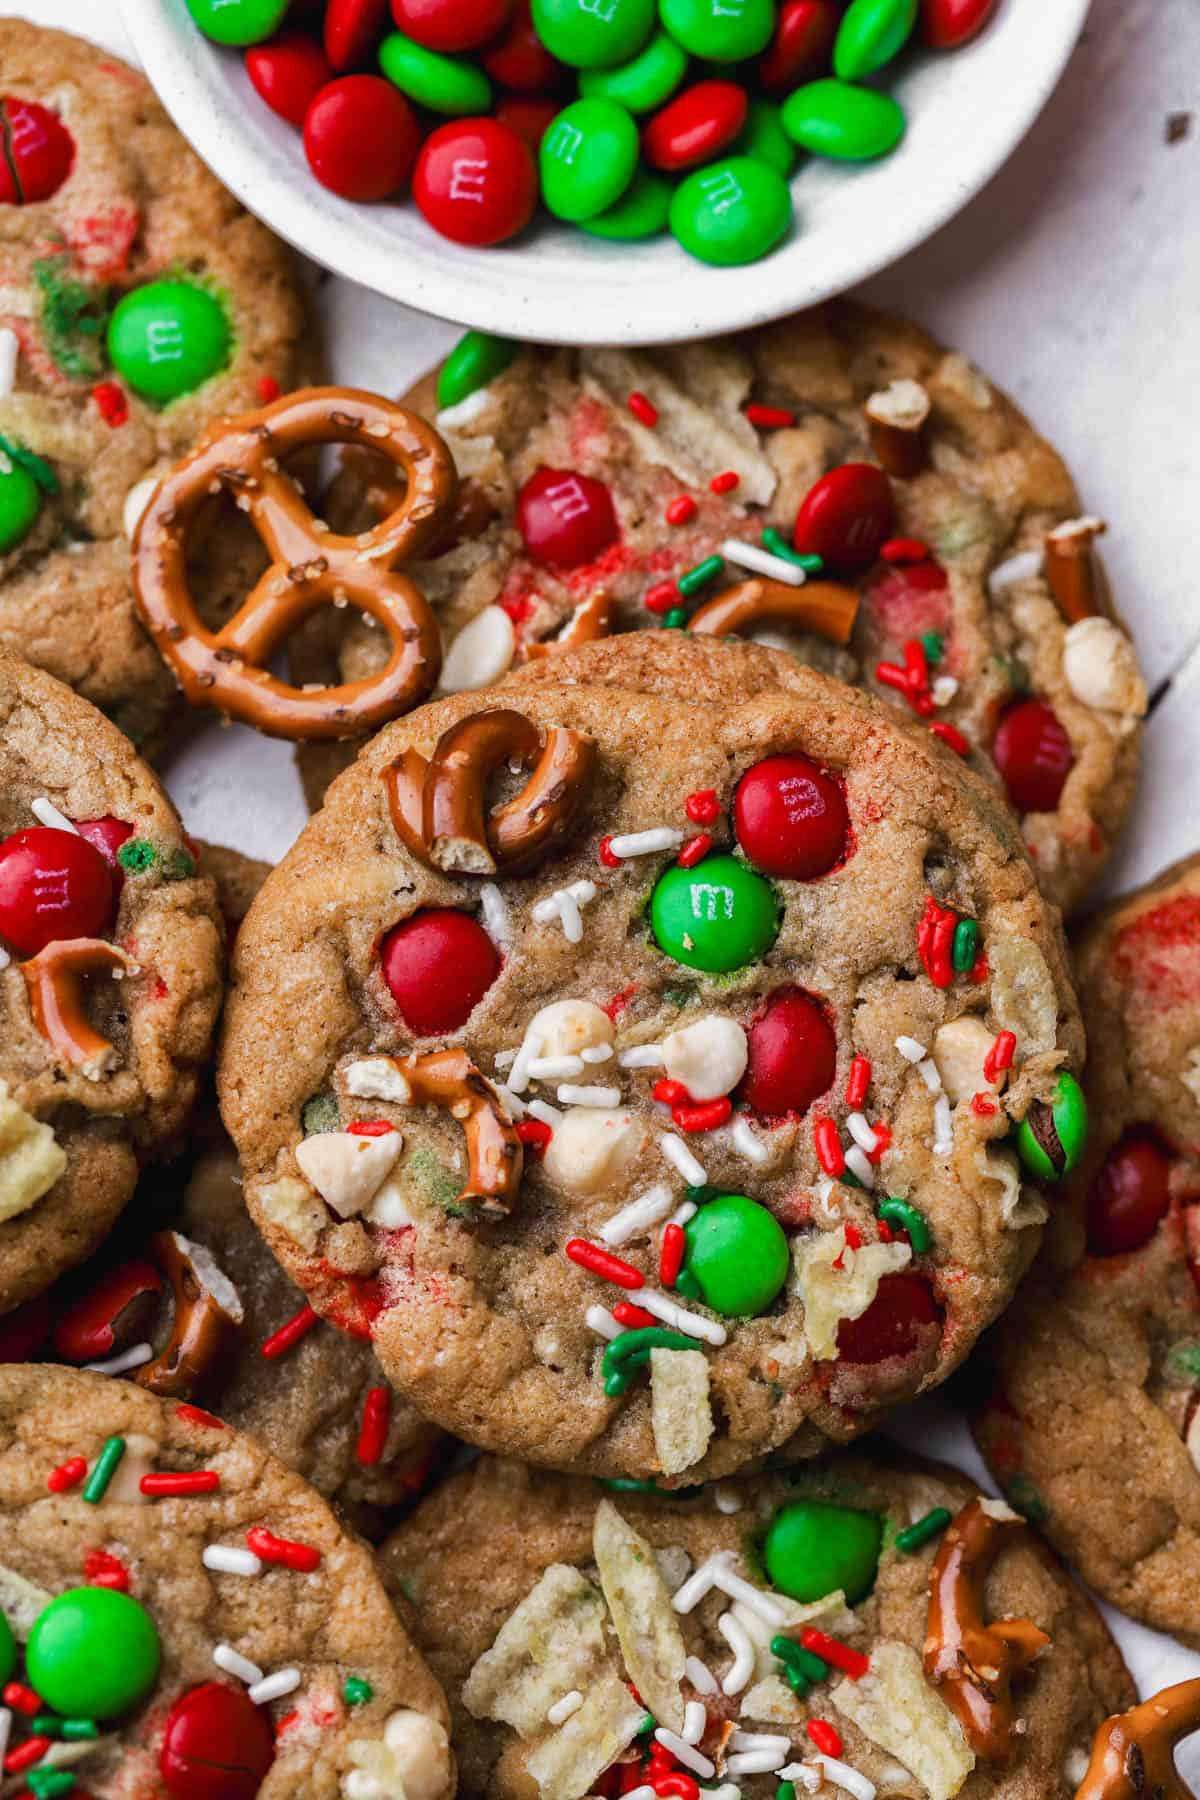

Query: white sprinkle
214;1645;264;1685
713;1484;742;1514
557;1084;622;1108
83;1341;154;1377
600;1185;675;1246
988;548;1044;597
685;1655;718;1696
31;797;78;834
778;1769;824;1797
608;827;684;859
0;326;17;396
247;1668;301;1706
932;675;959;707
529;1055;586;1081
203;1545;263;1577
496;1085;526;1119
727;1747;788;1776
845;1146;876;1189
547;1690;583;1725
806;1755;876;1800
681;1699;707;1745
619;1043;665;1070
846;1113;878;1154
895;1035;926;1063
581;1043;614;1063
720;537;808;586
637;1288;726;1346
507;1029;544;1095
730;1117;769;1164
527;1099;563;1129
673;1554;724;1614
668;1200;697;1229
731;1731;792;1753
586;1304;622;1341
718;1610;756;1695
532;880;597;943
933;1096;954;1156
710;1562;786;1625
660;1133;707;1186
0;1708;11;1768
654;1729;715;1780
557;889;583;942
917;1058;943;1093
479;882;511;948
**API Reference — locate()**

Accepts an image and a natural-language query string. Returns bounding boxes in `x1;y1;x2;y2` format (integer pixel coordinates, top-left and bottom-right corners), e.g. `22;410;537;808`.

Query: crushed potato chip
0;1081;66;1222
0;1564;52;1638
793;1230;912;1361
731;1589;859;1682
258;1176;328;1252
649;1347;713;1478
740;1674;806;1725
593;1499;686;1734
463;1564;610;1737
525;1668;645;1800
833;1640;975;1800
974;1142;1046;1232
988;938;1057;1059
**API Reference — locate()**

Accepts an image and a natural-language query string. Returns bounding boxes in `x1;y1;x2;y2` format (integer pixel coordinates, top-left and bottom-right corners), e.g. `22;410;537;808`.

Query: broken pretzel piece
20;937;139;1079
1074;1678;1200;1800
864;379;932;479
524;591;616;660
1043;516;1107;624
689;576;860;647
135;1230;244;1399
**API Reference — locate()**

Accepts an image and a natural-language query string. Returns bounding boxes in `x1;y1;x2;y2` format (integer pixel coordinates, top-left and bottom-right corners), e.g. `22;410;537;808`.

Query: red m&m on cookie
381;908;500;1035
741;988;836;1118
734;753;848;880
1085;1127;1172;1258
793;463;895;574
836;1270;942;1363
0;826;115;956
0;98;74;205
160;1681;275;1800
991;698;1075;816
516;466;619;567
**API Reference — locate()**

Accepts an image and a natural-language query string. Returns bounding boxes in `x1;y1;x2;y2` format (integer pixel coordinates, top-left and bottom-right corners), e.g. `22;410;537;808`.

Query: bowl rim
121;0;1092;346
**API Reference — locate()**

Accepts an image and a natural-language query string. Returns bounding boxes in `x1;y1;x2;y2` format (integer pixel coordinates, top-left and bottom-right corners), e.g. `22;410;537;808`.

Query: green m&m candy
736;99;797;177
580;168;673;239
580;31;688;111
683;1194;789;1316
763;1500;882;1604
660;0;773;61
0;449;42;553
379;32;492;114
1016;1071;1088;1182
834;0;918;79
650;853;779;971
532;0;656;69
106;281;231;405
781;79;906;161
26;1587;161;1719
0;1607;15;1684
184;0;288;46
436;331;516;410
541;99;639;222
669;157;792;267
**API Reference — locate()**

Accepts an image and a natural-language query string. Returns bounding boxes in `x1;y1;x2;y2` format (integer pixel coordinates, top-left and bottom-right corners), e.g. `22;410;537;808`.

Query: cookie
300;302;1145;914
0;649;223;1315
195;841;273;936
974;851;1200;1648
0;1363;453;1799
219;669;1084;1483
0;21;316;746
380;1451;1132;1800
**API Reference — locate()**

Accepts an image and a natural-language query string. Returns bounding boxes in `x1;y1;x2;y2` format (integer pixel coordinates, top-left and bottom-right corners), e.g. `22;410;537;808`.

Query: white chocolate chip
122;475;160;541
931;1017;1000;1107
343;1058;413;1105
1062;617;1147;719
661;1015;748;1101
543;1108;646;1194
437;606;516;694
295;1130;403;1219
258;1176;327;1252
526;1000;615;1062
344;1709;452;1800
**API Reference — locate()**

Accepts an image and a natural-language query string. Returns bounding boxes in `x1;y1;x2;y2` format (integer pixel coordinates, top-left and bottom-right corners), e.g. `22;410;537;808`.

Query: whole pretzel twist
345;1051;523;1216
688;576;860;645
135;1231;243;1399
20;937;139;1077
132;388;457;741
1075;1678;1200;1800
923;1498;1050;1762
385;706;596;877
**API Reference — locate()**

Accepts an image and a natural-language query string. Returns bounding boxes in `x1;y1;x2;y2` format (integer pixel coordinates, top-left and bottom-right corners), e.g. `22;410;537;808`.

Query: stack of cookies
1;20;1196;1800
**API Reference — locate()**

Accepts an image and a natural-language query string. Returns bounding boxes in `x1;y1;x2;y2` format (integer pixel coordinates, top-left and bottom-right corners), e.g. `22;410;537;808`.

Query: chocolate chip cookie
220;669;1084;1483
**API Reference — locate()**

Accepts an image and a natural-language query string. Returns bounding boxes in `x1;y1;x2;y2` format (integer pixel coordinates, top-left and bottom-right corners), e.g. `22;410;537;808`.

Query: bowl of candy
123;0;1091;344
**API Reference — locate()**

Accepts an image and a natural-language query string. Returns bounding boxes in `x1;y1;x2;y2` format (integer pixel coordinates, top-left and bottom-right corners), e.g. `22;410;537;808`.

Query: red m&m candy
246;31;334;126
75;814;135;879
324;0;390;68
516;466;619;566
160;1681;275;1800
413;119;538;245
991;698;1075;816
392;0;513;52
303;75;420;200
0;827;115;956
1086;1128;1173;1258
0;98;74;205
836;1271;943;1363
484;1;567;90
920;0;997;48
793;463;895;574
734;753;848;880
643;81;748;172
496;97;562;148
381;909;501;1035
741;989;836;1118
759;0;839;93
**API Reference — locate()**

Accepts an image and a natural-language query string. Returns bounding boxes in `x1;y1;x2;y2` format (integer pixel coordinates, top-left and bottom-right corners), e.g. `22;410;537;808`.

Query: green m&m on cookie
763;1499;882;1604
1016;1071;1088;1182
682;1194;789;1317
650;853;779;972
106;281;231;405
26;1586;161;1718
0;448;41;553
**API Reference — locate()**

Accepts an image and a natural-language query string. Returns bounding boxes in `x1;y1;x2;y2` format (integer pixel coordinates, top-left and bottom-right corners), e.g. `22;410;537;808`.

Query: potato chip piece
793;1230;912;1361
593;1498;687;1734
649;1347;713;1479
0;1563;52;1637
988;938;1058;1059
525;1668;646;1800
463;1564;610;1737
258;1175;327;1252
731;1588;859;1682
740;1674;806;1725
0;1081;65;1222
974;1142;1046;1232
833;1639;975;1800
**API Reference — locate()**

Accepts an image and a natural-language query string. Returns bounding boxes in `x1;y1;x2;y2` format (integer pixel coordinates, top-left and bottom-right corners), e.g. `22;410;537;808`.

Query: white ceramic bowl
123;0;1090;345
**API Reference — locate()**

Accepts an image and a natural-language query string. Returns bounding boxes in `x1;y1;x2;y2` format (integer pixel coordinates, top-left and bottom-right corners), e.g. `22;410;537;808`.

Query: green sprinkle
637;1711;656;1735
761;528;822;572
301;1091;340;1135
673;1268;704;1300
27;1772;78;1799
62;1718;99;1741
117;838;158;874
877;1195;930;1254
601;1326;696;1396
770;1633;803;1665
677;553;724;596
344;1677;374;1705
920;631;944;665
686;1185;724;1205
952;918;979;973
840;1168;864;1190
32;1714;64;1736
0;433;58;495
894;1507;953;1554
782;1665;811;1698
161;848;196;882
32;255;111;382
83;1435;126;1505
777;1785;797;1800
663;605;689;629
776;1640;830;1683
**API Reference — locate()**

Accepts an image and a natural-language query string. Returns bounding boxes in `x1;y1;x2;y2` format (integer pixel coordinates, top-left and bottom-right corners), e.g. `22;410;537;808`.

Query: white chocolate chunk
793;1229;912;1361
833;1640;975;1800
343;1058;413;1104
295;1130;403;1219
650;1348;713;1479
464;1564;610;1736
0;1081;66;1222
543;1109;646;1194
932;1017;999;1107
438;606;516;694
1062;617;1147;719
661;1015;748;1101
343;1709;452;1800
257;1176;327;1252
527;999;615;1062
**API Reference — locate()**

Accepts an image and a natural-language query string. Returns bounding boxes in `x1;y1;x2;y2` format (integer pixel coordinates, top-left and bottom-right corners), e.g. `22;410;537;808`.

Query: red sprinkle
5;1736;51;1774
47;1455;87;1494
806;1718;844;1757
83;1546;130;1591
685;788;720;825
844;1055;871;1109
3;1684;41;1717
356;1386;391;1466
928;720;970;758
659;1221;686;1288
91;380;128;427
665;494;697;526
842;1222;863;1251
261;1303;319;1360
653;1775;699;1800
247;1526;322;1572
613;1301;657;1329
813;1114;845;1177
676;832;713;869
653;1078;690;1108
565;1239;645;1289
800;1627;870;1679
645;579;681;616
971;1093;999;1116
917;894;958;989
257;374;281;403
176;1403;225;1429
346;1118;396;1136
983;1029;1017;1082
866;1119;891;1163
516;1117;552;1156
672;1097;732;1134
745;403;795;429
880;536;930;564
627;390;659;428
709;469;739;494
598;833;623;869
141;1470;220;1497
